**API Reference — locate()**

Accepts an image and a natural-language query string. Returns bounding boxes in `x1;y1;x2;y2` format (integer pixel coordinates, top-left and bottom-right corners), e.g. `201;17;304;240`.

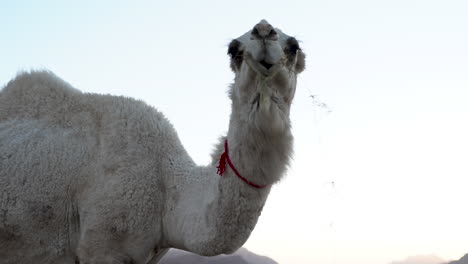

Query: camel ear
285;37;305;73
295;50;306;73
228;39;243;71
227;39;241;58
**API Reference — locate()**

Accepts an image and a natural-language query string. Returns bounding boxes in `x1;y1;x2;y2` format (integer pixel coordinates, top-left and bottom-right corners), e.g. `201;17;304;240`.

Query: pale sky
1;1;467;264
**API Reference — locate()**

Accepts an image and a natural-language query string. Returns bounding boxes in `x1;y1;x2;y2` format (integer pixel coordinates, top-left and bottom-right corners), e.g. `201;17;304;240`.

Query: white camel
0;20;305;264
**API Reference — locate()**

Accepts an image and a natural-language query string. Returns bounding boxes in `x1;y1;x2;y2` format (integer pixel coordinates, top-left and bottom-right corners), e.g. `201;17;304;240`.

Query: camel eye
285;37;301;55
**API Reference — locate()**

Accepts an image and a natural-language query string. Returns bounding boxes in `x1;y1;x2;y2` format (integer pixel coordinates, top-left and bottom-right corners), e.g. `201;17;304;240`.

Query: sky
1;1;467;263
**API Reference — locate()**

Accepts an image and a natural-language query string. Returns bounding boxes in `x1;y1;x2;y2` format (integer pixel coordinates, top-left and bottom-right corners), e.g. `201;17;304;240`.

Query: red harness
216;139;266;189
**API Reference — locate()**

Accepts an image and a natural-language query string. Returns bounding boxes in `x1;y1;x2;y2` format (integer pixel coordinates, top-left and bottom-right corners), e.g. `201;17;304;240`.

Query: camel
0;19;305;264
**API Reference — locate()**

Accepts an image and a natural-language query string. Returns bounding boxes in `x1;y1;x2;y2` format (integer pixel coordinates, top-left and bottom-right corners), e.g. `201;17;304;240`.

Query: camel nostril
251;27;260;37
251;23;275;40
260;60;273;70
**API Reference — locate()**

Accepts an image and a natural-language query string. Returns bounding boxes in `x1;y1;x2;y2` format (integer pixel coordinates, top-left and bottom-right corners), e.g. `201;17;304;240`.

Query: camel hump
0;70;82;123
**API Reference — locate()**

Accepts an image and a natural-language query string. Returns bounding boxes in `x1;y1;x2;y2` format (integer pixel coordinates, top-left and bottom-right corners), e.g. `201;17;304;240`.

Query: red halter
216;139;266;189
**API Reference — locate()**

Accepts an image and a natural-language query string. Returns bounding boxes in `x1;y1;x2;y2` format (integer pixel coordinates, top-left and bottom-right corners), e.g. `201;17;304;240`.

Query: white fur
0;20;305;264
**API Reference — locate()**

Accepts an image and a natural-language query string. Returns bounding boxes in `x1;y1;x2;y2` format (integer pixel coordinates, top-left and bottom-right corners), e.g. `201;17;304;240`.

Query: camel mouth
244;53;281;77
259;60;273;70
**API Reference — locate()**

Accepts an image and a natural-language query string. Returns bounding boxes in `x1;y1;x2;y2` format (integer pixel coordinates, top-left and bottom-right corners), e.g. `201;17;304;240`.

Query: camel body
0;20;305;264
0;71;188;263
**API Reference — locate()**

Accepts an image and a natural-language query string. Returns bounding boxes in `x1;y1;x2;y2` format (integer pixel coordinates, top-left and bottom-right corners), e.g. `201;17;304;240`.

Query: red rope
216;139;266;189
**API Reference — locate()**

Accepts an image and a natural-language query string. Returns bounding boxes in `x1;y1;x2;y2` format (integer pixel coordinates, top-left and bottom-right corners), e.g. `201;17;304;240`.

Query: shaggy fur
0;20;305;264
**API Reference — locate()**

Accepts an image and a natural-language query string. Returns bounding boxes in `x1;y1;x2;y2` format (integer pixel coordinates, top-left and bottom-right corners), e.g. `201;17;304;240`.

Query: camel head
228;20;305;133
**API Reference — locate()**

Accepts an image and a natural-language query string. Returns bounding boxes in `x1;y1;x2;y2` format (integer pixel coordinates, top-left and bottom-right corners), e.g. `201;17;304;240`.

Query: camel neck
224;122;293;187
163;126;289;256
216;139;267;189
163;83;293;255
